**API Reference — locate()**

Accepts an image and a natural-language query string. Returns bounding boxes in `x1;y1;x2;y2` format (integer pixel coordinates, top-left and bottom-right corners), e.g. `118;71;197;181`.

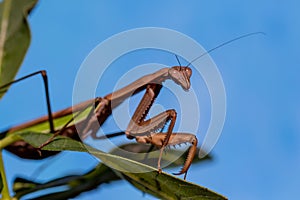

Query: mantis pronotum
0;32;264;179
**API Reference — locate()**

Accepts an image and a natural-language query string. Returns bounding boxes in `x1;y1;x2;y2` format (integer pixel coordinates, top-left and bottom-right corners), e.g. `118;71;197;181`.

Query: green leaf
111;143;212;170
13;143;212;199
14;132;227;200
0;0;38;99
121;172;224;200
13;164;120;200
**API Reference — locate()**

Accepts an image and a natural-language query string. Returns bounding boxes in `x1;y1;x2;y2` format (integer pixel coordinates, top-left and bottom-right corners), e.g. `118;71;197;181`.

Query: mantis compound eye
184;67;192;79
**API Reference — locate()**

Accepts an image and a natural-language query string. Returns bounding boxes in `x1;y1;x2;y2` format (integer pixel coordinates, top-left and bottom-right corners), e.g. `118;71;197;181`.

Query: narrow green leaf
0;0;38;98
13;164;120;200
13;143;212;199
121;172;225;200
111;143;212;170
15;132;226;199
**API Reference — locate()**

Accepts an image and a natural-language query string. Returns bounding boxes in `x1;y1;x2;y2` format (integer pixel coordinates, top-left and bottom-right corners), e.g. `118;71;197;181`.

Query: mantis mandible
0;32;263;179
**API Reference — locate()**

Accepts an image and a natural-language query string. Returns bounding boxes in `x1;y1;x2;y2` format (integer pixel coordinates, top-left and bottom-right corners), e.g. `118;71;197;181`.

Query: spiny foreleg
136;132;197;179
125;84;179;172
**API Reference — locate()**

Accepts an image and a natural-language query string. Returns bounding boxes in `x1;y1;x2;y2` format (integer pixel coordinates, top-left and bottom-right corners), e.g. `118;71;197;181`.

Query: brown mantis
1;65;197;178
0;32;264;179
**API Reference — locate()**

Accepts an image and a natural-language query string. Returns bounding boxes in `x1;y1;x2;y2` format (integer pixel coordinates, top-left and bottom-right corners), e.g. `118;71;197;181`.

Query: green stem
0;134;20;150
0;134;20;200
0;151;11;200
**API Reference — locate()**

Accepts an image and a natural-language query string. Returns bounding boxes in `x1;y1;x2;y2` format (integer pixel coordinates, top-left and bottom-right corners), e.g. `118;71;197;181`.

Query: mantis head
169;66;192;91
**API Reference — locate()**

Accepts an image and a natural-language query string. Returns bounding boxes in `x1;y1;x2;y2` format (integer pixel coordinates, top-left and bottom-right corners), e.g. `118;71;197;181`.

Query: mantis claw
172;136;197;179
36;148;42;157
158;168;162;174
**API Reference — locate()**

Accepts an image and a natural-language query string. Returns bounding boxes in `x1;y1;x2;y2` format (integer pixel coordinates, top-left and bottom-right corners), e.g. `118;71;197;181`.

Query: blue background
0;0;299;199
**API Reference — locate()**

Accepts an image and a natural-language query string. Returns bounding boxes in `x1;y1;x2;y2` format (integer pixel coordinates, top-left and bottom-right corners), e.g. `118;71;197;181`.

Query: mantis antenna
186;31;266;67
175;54;182;67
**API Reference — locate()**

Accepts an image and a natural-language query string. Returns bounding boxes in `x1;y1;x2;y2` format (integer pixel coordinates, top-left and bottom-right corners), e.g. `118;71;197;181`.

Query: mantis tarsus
0;32;264;179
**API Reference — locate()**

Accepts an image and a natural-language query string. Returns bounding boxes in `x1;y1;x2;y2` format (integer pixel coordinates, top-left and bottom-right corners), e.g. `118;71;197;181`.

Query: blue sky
0;0;300;199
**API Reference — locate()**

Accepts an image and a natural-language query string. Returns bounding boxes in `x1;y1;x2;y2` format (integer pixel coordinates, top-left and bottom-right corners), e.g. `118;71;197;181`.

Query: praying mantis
0;32;263;179
1;66;197;178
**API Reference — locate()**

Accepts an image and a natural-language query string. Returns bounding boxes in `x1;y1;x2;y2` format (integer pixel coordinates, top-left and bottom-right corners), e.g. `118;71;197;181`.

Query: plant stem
0;134;20;150
0;151;11;200
0;133;20;200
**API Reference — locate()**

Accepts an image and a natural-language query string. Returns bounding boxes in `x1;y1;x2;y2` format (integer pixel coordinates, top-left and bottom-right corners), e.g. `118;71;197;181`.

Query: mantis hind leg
0;70;55;133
